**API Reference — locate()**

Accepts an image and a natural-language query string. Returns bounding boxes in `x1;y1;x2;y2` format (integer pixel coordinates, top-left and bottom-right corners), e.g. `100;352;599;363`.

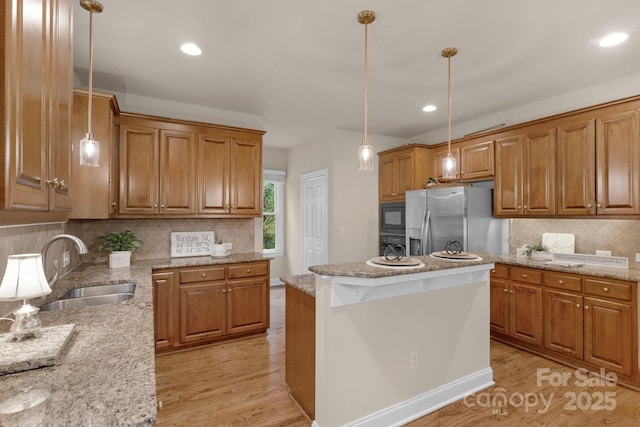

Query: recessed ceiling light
422;105;437;112
180;43;202;56
599;32;628;47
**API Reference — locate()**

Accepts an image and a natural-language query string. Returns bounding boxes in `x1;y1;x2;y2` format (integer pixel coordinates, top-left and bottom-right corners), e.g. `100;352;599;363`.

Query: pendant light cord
363;20;369;146
447;54;452;154
87;9;94;137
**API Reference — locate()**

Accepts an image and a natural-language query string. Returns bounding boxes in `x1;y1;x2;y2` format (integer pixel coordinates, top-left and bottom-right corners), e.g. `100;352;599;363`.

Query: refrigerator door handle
421;210;430;256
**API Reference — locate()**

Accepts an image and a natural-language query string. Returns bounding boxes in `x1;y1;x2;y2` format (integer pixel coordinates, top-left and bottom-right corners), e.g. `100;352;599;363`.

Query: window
263;170;285;256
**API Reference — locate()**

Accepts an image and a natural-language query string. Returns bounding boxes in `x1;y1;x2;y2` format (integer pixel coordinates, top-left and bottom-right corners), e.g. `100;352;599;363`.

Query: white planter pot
530;250;548;261
109;251;131;269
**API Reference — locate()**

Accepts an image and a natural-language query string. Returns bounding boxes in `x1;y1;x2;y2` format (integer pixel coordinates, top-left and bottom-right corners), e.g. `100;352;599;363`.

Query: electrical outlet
339;226;345;236
63;251;70;267
410;351;419;370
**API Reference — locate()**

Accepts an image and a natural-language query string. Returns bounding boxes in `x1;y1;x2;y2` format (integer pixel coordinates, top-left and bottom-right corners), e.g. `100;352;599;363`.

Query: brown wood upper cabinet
556;102;640;216
118;114;263;218
378;144;432;202
119;117;197;216
198;134;262;216
495;126;556;217
70;90;120;219
1;0;73;213
433;139;494;182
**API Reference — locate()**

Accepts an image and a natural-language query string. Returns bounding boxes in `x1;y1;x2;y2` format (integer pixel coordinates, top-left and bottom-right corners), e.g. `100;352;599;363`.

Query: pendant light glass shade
358;141;374;171
441;47;458;180
79;0;103;168
79;134;100;167
357;10;375;171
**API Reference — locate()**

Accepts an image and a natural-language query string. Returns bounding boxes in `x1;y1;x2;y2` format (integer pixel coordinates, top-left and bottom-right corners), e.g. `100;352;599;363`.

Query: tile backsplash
509;218;640;265
0;218;255;317
77;218;255;262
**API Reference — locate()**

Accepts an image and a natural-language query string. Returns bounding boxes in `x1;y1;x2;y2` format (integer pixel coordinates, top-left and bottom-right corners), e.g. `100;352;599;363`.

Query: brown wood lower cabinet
491;263;638;387
285;285;315;420
153;260;270;353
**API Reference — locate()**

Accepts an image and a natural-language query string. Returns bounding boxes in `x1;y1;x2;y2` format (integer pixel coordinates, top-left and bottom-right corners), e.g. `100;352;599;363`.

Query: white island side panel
314;270;493;427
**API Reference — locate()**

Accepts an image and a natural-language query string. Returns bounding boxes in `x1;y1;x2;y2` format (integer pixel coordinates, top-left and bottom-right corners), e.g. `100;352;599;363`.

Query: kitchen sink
61;282;136;299
39;282;136;311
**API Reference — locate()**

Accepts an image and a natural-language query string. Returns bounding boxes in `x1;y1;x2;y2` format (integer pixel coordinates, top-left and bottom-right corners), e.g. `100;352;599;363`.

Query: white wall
285;130;404;275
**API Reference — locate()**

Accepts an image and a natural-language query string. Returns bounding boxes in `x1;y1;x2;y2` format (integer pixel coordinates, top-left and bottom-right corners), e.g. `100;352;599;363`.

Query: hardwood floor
155;286;640;426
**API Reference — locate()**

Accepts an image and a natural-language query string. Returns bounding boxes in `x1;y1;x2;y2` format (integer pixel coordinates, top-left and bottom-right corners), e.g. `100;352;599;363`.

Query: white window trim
263;170;285;257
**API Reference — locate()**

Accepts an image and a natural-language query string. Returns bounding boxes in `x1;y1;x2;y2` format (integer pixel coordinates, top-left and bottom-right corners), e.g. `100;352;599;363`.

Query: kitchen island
0;252;271;426
289;254;497;427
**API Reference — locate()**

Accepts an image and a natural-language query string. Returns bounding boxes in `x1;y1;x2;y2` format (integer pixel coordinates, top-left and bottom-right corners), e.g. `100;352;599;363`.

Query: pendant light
357;10;375;171
441;47;458;180
78;0;104;167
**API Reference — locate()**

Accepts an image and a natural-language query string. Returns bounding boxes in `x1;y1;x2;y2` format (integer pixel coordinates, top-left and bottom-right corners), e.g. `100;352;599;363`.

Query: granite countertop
281;274;316;298
308;253;498;279
0;252;270;426
496;254;640;282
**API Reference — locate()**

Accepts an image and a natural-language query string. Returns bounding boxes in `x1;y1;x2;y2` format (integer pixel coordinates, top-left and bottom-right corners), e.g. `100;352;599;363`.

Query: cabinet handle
246;269;251;273
226;204;230;209
232;205;236;209
503;288;508;293
153;204;158;208
522;274;527;279
597;203;602;208
491;269;496;273
160;204;165;208
111;202;117;207
509;290;514;294
201;273;206;277
603;287;609;292
227;288;232;292
222;289;226;293
558;280;564;285
587;204;592;208
584;305;590;310
523;205;528;209
57;179;66;190
517;205;522;209
576;303;581;308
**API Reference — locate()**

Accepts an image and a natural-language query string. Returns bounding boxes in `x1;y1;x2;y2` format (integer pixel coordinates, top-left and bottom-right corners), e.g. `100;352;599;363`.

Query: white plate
212;252;231;258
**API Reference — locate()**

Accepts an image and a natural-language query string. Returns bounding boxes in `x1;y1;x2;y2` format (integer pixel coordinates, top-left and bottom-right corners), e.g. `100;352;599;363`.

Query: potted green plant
524;241;549;260
99;230;143;268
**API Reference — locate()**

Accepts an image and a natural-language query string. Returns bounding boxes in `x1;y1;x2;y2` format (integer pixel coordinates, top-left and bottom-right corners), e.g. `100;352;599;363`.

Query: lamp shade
0;254;52;300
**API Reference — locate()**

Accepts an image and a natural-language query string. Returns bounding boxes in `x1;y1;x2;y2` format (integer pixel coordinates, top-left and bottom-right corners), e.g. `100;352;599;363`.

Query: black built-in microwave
379;202;405;235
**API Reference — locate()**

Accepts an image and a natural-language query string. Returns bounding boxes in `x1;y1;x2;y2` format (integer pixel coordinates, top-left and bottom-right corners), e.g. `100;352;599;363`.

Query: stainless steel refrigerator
405;186;502;256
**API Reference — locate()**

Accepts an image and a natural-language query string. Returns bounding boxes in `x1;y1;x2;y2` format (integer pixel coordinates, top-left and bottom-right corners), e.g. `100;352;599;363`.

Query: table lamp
0;254;52;340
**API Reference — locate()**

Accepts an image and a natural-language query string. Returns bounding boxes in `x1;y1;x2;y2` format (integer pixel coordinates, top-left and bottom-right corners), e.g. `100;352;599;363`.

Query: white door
301;169;328;273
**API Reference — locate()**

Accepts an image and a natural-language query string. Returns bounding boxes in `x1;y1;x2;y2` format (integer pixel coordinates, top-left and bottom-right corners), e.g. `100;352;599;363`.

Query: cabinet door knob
153;204;158;208
509;290;514;294
246;269;251;273
491;269;496;273
201;273;206;277
111;202;117;207
517;205;522;209
584;305;590;310
160;204;165;208
523;205;528;209
587;204;592;208
558;280;564;285
503;288;508;293
597;203;602;208
576;303;581;308
222;289;226;293
522;274;527;278
603;287;609;292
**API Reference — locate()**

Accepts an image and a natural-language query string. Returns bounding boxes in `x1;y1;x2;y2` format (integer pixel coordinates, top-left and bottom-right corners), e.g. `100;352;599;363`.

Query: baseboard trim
333;367;494;427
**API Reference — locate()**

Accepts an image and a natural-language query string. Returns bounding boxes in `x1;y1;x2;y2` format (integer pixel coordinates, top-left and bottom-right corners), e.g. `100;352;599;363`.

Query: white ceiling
73;0;640;149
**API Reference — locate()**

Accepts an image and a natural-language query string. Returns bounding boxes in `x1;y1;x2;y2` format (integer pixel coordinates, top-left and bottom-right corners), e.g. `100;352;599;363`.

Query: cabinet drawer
584;278;632;301
228;262;268;279
544;273;582;292
490;264;509;279
180;266;226;284
510;267;543;285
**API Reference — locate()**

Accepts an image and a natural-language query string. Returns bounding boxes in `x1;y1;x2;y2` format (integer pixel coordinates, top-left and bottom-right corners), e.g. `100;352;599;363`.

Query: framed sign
171;231;215;258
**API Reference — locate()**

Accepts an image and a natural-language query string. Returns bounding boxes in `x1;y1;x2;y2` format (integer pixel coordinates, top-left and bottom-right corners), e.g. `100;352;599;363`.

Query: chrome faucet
41;234;89;287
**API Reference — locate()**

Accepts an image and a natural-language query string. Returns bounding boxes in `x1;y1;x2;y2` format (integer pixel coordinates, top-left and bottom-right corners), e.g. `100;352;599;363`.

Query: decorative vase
530;250;547;261
108;251;131;269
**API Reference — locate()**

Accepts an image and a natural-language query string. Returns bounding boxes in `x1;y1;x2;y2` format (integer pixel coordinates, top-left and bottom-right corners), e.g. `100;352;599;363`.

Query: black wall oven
379;202;405;235
379;202;406;256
